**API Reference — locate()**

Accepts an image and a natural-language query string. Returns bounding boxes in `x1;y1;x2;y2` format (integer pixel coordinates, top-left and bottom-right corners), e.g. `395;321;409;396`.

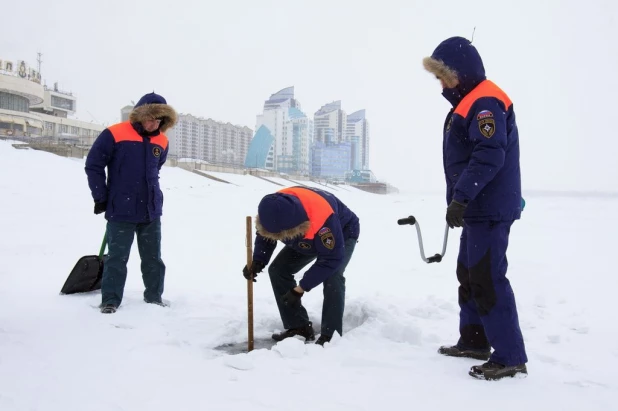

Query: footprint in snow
111;324;134;330
547;335;561;344
564;380;610;389
570;326;590;335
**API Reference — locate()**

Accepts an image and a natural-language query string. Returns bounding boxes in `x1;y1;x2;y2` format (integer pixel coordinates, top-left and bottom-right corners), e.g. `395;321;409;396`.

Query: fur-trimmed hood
423;56;460;89
129;92;178;133
423;36;486;104
256;216;310;241
255;193;310;241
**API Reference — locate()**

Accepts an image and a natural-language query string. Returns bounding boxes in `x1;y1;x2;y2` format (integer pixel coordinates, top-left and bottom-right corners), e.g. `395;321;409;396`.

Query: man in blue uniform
423;37;528;380
243;186;360;346
85;92;177;314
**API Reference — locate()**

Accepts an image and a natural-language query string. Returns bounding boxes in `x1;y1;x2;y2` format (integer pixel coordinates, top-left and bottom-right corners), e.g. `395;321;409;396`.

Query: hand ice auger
397;216;449;263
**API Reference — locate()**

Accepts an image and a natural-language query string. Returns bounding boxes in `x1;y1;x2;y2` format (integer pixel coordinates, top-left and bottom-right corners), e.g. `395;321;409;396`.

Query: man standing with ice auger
422;36;528;380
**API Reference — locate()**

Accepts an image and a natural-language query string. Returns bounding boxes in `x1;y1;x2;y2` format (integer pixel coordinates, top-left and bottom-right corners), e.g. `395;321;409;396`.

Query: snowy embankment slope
0;139;616;410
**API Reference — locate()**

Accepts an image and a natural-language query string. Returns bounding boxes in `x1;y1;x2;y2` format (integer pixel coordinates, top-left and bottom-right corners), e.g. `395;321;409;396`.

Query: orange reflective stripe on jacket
278;187;334;239
108;121;169;149
454;80;513;118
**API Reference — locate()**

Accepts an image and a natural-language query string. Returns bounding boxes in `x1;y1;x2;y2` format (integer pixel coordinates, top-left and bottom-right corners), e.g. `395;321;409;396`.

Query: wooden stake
246;216;254;352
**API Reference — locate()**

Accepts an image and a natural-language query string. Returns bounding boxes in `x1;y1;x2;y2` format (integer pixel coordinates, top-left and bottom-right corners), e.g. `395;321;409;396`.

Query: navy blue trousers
101;218;165;307
456;220;528;366
268;238;357;337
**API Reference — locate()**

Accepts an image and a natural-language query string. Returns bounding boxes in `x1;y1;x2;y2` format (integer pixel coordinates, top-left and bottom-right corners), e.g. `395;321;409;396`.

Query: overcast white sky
2;0;617;193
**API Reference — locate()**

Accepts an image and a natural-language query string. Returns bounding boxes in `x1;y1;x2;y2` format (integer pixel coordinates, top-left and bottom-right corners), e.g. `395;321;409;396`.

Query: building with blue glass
245;87;372;181
346;109;370;170
311;100;371;179
311;140;352;179
244;125;275;169
246;87;313;174
314;101;346;145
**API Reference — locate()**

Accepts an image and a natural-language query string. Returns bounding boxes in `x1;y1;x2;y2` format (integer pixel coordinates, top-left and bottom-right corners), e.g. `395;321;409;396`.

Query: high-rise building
311;101;372;179
278;107;313;175
166;113;253;167
346;109;370;170
350;136;361;170
247;90;371;179
246;87;313;174
314;101;347;145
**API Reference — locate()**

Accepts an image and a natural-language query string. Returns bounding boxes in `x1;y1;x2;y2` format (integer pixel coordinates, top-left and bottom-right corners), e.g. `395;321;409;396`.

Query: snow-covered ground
0;139;616;410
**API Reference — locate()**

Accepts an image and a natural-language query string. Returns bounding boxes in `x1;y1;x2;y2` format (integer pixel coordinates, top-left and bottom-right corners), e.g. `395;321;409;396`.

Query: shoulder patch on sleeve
478;117;496;138
320;231;335;250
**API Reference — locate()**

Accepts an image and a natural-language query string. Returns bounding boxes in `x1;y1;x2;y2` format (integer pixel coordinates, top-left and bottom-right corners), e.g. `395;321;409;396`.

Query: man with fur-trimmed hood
243;186;360;346
423;37;528;380
85;92;177;314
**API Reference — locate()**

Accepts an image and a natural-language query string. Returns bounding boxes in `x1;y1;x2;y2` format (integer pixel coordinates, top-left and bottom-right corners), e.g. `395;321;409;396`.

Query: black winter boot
100;304;117;314
272;322;315;342
315;334;332;346
469;361;528;380
438;344;491;360
144;298;168;307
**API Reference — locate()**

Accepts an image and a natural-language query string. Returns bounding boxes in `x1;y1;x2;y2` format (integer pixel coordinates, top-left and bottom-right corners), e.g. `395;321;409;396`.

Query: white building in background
346;109;370;170
0;57;104;146
282;107;314;175
164;113;253;167
247;86;313;174
255;90;290;171
313;100;347;145
310;101;371;179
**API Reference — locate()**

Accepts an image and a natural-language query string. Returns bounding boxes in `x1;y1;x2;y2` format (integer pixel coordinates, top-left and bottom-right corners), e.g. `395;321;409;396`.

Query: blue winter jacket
424;37;522;221
253;187;360;292
84;93;177;223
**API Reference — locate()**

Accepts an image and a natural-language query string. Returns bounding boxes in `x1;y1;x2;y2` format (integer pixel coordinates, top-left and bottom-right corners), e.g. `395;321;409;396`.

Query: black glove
94;201;107;215
446;200;467;228
243;261;265;282
281;288;304;308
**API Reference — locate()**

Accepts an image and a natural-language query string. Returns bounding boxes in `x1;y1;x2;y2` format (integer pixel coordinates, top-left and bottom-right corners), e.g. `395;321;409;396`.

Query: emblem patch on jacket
153;147;162;157
320;232;335;250
299;242;312;250
478;118;495;138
